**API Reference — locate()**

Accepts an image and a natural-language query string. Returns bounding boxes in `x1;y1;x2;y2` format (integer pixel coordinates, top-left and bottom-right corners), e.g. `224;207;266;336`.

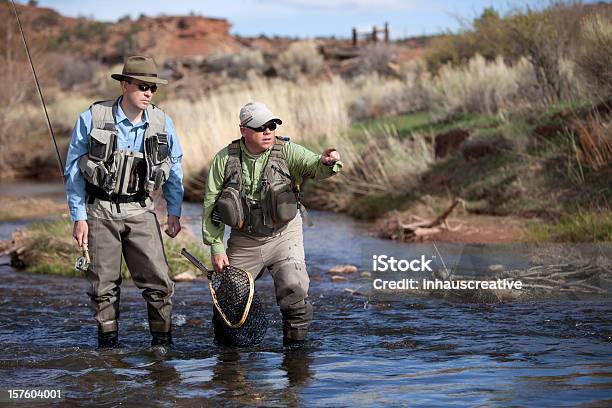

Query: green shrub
423;55;537;122
277;41;323;80
226;50;265;79
528;209;612;242
34;11;60;27
425;7;518;71
349;194;395;220
425;2;590;103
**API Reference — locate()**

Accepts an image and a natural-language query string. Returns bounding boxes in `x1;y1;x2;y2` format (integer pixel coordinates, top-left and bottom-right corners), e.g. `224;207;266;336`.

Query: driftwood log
377;198;463;241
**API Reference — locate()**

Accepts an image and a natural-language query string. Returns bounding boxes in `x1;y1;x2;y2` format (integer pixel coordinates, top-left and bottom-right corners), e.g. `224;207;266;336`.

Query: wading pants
85;200;174;334
227;214;312;341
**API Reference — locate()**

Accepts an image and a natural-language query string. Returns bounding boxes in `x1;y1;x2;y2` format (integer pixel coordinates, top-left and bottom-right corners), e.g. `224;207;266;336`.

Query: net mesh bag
210;265;268;347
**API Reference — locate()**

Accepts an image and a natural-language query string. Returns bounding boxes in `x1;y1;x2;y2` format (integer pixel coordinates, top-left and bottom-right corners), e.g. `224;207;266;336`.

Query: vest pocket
215;187;245;229
79;155;108;186
125;156;146;194
146;133;169;165
89;128;115;161
271;185;298;224
249;206;274;235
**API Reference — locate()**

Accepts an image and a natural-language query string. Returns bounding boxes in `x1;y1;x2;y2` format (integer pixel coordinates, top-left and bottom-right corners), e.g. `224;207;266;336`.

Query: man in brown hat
64;56;184;348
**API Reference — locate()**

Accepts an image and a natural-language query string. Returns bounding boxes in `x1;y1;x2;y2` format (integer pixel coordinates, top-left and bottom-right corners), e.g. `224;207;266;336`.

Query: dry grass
0;196;67;221
5;217;209;278
423;54;539;122
347;71;428;120
307;125;435;214
164;76;351;180
336;126;434;197
47;91;92;132
573;111;612;171
164;68;436;185
277;41;324;80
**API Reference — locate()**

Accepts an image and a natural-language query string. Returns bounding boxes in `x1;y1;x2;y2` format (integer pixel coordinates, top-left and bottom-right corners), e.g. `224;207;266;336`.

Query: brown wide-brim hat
111;55;168;84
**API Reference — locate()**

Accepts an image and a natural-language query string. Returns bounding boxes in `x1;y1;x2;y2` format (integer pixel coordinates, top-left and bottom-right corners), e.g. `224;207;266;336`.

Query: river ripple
0;203;610;406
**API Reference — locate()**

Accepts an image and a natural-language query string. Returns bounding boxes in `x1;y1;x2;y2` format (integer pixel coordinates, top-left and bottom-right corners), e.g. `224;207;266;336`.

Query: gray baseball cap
239;101;282;128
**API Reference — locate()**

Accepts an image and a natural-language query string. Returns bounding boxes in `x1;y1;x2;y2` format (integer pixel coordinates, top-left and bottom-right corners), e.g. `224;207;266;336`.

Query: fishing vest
78;100;171;204
214;137;301;236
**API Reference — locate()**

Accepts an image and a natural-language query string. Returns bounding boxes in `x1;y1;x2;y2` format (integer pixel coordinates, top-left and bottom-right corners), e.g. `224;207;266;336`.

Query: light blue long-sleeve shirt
64;97;184;221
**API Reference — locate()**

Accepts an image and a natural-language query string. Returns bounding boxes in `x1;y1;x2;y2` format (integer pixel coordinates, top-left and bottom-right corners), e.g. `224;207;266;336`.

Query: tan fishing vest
214;138;301;236
78;100;172;200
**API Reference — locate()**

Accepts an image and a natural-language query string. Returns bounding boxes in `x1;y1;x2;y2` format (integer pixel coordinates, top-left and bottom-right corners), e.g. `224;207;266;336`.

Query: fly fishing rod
11;1;90;273
10;0;65;181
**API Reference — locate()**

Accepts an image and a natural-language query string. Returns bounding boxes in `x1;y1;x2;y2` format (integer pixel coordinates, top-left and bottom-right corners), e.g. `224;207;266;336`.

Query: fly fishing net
181;249;268;347
211;265;268;347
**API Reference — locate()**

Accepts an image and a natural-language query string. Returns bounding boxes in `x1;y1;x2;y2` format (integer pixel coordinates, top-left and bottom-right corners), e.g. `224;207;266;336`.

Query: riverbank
304;102;612;243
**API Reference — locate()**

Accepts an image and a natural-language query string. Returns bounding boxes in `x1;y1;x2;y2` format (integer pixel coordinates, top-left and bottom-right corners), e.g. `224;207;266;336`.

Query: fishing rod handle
180;248;212;279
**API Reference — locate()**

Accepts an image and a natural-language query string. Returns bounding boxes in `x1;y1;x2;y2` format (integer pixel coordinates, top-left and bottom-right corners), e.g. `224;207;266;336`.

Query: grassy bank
527;209;612;242
7;218;209;279
303;100;612;243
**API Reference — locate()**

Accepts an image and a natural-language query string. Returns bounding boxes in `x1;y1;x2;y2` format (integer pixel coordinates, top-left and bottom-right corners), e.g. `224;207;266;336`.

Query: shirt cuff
210;242;226;256
331;160;343;172
71;208;88;222
167;205;182;218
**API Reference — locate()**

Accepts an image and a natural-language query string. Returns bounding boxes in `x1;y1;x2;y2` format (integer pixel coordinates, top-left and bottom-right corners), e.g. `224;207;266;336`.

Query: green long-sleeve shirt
202;138;342;255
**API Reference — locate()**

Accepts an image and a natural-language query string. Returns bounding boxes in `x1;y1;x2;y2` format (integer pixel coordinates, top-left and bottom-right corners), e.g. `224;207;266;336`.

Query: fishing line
432;240;451;276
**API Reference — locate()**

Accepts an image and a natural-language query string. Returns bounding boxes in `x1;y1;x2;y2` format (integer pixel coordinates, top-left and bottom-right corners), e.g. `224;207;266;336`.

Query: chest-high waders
213;137;313;343
78;100;176;347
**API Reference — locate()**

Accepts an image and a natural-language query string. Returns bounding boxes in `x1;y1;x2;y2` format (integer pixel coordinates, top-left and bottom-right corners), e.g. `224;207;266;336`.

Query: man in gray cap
202;101;341;346
64;55;184;348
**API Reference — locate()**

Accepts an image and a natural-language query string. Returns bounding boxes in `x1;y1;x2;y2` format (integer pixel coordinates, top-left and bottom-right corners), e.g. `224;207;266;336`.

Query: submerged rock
328;264;358;274
488;264;505;273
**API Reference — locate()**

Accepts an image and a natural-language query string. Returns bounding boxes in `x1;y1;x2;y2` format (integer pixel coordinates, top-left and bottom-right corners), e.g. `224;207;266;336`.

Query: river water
0;186;611;406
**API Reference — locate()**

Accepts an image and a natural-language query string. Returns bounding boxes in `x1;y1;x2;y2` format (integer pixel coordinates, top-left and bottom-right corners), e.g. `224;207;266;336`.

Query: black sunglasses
244;122;277;132
127;80;157;93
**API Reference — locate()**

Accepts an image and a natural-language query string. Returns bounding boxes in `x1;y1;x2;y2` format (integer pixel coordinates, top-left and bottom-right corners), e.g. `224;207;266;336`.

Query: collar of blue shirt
114;96;149;127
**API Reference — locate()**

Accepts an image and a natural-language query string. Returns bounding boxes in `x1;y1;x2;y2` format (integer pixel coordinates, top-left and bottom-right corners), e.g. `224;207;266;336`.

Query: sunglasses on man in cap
242;122;277;132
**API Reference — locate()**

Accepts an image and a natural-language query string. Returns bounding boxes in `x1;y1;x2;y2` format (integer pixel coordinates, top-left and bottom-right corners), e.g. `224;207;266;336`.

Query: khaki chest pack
78;100;171;202
214;138;301;236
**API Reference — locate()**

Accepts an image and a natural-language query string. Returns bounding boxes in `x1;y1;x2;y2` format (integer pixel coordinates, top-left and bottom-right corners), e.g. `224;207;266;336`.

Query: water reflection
211;351;261;404
0;202;611;406
282;349;314;387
